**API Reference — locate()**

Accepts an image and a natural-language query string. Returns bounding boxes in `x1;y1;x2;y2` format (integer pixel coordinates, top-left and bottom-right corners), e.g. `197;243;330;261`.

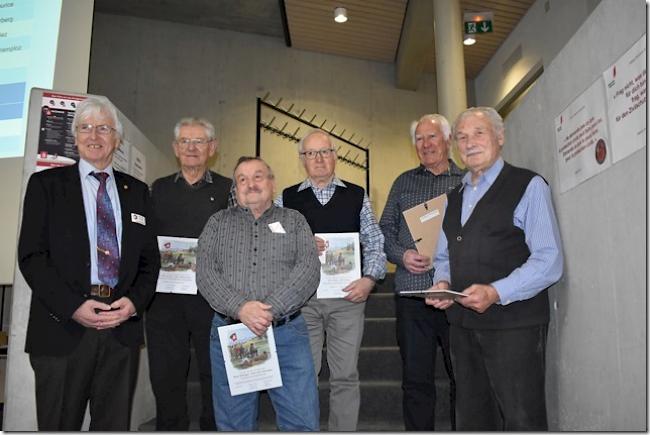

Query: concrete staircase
140;274;455;431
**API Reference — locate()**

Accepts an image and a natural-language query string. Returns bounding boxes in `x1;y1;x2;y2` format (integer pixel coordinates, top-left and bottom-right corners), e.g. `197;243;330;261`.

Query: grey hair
233;156;275;179
453;107;504;137
71;96;123;138
173;117;216;141
298;129;333;152
409;114;451;144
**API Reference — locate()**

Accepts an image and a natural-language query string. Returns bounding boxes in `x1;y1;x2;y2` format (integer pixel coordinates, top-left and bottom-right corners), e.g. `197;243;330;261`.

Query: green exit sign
465;20;493;34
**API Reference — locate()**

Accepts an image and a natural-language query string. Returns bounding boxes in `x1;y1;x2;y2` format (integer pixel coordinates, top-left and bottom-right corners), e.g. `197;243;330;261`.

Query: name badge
131;213;146;226
268;221;286;234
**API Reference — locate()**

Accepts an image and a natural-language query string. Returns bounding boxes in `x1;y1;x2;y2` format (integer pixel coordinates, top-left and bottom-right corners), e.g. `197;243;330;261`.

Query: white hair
173;117;216;141
71;96;123;138
453;107;504;137
409;114;451;144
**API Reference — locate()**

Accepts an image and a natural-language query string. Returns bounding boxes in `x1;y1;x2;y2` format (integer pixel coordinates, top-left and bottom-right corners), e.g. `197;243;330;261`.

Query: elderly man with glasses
275;129;387;431
145;118;232;430
18;96;160;430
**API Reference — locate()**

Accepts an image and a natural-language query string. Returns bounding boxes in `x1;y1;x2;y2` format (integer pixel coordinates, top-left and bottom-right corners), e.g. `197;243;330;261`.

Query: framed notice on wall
603;34;647;163
554;79;611;193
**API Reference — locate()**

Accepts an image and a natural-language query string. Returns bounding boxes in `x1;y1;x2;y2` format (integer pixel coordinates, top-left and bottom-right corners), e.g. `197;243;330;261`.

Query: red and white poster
36;92;85;171
603;34;646;163
554;78;611;193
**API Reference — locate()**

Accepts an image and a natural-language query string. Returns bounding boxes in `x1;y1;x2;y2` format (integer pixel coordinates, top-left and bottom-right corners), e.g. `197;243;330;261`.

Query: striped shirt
380;161;464;293
275;177;387;281
433;158;564;305
196;205;320;319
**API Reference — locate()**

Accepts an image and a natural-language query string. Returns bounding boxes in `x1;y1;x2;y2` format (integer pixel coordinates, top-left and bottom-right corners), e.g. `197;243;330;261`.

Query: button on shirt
196;205;320;319
78;159;122;286
275;177;387;281
433;158;564;304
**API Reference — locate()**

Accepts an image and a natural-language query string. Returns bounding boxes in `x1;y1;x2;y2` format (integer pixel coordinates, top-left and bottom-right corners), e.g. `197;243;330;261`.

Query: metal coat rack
255;93;371;195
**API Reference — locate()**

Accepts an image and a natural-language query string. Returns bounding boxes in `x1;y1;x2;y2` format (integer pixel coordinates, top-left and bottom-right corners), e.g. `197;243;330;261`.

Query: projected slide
0;0;62;159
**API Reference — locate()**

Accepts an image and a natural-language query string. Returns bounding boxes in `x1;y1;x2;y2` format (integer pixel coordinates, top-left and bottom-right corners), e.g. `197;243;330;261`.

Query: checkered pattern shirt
275;177;387;281
380;161;464;293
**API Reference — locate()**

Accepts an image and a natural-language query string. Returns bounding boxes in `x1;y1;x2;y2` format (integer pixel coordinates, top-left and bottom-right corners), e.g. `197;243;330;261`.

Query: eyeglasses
77;123;116;136
176;137;211;147
300;148;335;159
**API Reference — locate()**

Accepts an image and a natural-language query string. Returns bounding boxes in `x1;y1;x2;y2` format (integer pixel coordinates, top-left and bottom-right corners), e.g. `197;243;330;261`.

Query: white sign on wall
554;78;611;193
130;145;146;182
603;34;647;163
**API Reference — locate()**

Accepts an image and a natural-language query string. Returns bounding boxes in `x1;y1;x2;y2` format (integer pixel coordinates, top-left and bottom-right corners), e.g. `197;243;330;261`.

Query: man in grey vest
427;107;564;430
277;129;386;431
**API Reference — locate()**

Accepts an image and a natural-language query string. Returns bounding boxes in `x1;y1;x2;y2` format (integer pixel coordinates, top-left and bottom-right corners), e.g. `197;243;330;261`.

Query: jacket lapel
114;171;132;285
65;164;92;285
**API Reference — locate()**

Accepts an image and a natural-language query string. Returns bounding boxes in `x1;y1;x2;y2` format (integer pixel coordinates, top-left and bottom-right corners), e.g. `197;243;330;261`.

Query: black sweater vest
282;181;363;234
443;162;550;329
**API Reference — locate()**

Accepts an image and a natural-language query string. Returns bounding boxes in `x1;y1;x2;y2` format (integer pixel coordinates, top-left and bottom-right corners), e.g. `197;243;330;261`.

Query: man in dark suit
17;96;160;430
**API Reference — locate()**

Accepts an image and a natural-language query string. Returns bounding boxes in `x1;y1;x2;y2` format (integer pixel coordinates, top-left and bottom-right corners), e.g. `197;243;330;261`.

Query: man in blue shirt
426;107;564;430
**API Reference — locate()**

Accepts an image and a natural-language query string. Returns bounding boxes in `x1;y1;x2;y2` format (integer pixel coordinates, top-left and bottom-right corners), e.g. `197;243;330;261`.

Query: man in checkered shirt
380;114;464;430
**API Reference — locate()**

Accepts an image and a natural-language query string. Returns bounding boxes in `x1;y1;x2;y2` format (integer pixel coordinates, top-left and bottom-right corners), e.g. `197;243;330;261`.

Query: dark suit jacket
18;163;161;356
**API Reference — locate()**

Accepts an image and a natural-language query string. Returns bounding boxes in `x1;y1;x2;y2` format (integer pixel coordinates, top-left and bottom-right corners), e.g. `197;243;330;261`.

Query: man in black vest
146;118;232;430
278;129;386;431
426;107;564;430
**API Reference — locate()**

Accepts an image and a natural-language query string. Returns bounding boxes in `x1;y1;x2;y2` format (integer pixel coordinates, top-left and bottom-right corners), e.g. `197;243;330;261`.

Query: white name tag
131;213;146;226
419;209;440;223
268;221;286;233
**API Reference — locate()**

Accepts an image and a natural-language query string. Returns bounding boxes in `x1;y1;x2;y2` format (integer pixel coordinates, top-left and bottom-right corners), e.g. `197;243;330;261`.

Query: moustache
245;187;262;194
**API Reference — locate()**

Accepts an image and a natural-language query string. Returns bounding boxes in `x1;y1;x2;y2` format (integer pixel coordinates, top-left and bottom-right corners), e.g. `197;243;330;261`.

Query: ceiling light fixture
334;7;348;23
463;34;476;46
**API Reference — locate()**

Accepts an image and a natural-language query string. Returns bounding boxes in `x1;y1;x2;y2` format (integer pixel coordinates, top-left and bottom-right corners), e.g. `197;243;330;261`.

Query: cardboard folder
401;193;447;259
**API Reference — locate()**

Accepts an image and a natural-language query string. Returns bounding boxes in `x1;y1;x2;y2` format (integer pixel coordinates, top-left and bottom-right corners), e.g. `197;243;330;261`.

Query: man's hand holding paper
402;249;431;274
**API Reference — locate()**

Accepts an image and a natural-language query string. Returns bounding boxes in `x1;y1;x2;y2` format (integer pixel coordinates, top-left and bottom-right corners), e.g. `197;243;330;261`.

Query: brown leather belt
90;284;114;298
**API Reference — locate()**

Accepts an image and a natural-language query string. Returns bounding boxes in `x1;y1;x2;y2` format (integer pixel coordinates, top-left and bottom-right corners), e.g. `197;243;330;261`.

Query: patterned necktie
92;172;120;287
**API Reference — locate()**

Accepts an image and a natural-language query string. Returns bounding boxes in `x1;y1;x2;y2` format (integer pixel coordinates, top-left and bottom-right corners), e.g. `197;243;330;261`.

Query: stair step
373;277;395;294
361;317;396;347
365;292;396;318
258;378;452;430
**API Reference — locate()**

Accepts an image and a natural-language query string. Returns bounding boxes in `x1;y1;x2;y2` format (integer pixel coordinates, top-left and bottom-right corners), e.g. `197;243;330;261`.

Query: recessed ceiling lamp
463;34;476;46
334;7;348;23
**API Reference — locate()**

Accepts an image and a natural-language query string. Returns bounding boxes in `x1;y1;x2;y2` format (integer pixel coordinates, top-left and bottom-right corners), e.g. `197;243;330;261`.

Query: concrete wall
473;0;601;108
487;0;646;430
88;14;439;217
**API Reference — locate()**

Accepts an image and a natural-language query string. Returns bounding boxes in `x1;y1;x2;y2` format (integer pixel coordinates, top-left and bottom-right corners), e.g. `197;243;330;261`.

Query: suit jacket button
456;235;462;241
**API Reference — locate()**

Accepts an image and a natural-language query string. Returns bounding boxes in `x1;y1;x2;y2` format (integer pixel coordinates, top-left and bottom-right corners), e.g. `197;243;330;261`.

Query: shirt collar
416;159;464;177
236;202;276;219
297;176;346;192
173;169;213;185
461;157;504;188
78;158;115;180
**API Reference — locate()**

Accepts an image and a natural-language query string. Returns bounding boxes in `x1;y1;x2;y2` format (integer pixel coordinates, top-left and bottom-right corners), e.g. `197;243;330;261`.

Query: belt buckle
93;284;112;298
99;285;111;298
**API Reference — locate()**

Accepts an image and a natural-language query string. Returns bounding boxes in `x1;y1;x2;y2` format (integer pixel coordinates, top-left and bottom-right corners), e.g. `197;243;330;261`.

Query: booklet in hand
399;289;467;300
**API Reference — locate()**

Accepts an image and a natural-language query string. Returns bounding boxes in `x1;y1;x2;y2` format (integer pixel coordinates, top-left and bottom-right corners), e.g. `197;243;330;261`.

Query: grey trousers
302;297;366;431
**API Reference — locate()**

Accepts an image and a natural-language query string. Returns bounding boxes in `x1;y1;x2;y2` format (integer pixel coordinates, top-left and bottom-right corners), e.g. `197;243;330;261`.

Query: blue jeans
210;313;320;431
